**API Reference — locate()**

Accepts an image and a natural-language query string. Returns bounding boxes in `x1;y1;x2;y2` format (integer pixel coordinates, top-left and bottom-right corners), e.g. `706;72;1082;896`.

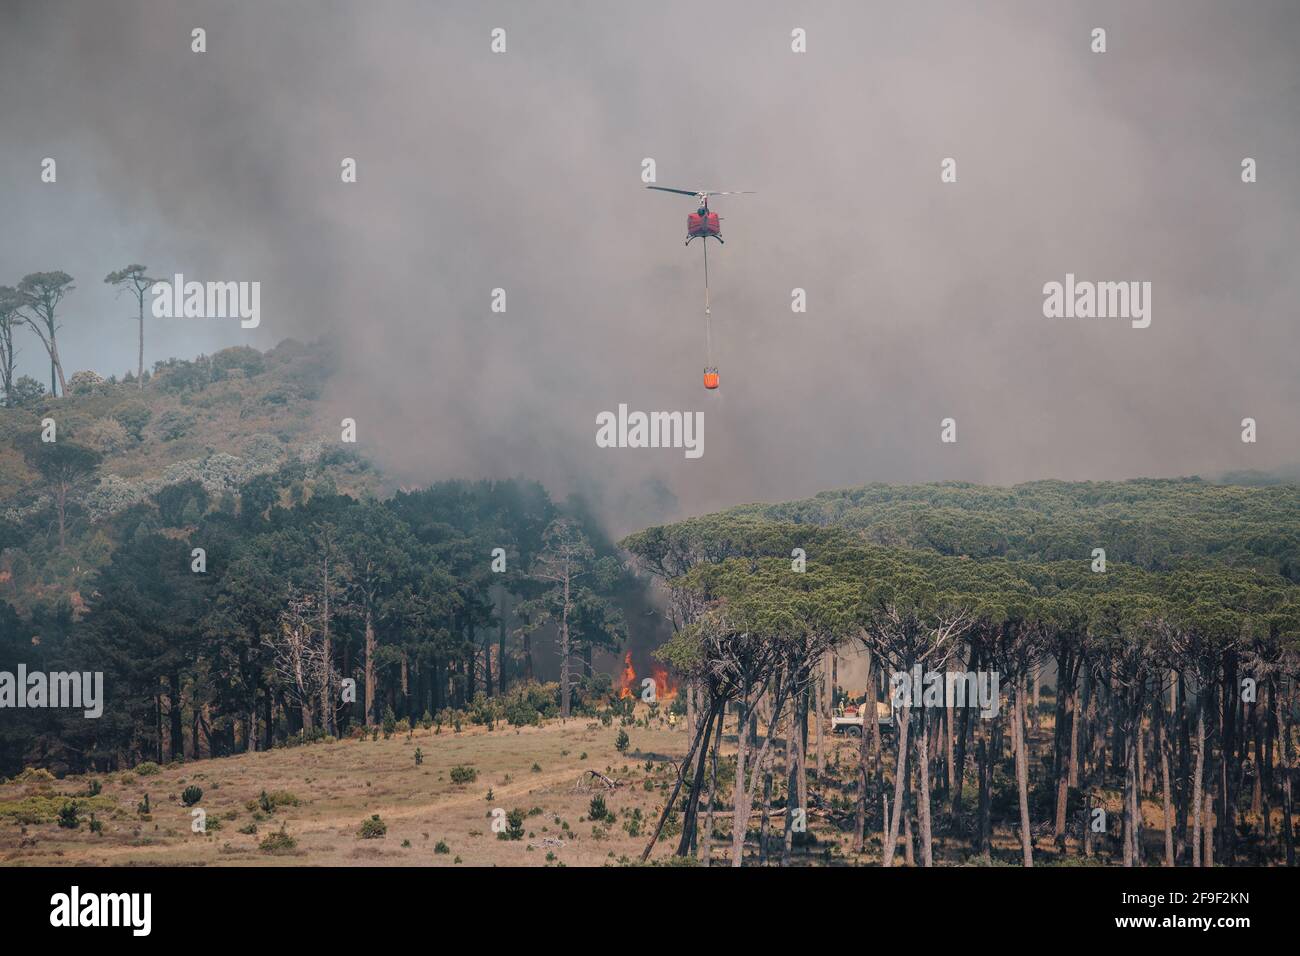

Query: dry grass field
0;700;1229;868
0;707;710;867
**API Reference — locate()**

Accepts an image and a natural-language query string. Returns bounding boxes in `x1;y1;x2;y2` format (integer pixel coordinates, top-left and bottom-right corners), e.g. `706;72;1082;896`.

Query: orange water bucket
703;368;720;390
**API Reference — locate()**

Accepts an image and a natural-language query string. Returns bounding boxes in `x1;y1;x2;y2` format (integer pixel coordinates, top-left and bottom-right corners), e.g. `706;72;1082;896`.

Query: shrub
137;794;150;815
112;403;152;440
57;801;80;829
414;748;423;766
134;762;161;776
358;815;387;839
382;706;396;739
434;840;450;854
497;809;525;841
154;408;196;441
589;794;609;822
259;825;297;854
181;785;203;807
615;730;630;753
450;765;477;785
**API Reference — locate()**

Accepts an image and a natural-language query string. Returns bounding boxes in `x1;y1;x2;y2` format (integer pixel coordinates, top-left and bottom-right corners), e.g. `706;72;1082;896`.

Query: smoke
3;0;1298;536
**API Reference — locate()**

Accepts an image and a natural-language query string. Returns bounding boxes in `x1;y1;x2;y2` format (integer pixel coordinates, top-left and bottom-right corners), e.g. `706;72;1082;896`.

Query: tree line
622;514;1300;866
0;477;633;776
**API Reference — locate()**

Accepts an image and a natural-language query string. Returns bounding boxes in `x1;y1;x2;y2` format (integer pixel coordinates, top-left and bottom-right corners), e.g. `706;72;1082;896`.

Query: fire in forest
615;651;677;701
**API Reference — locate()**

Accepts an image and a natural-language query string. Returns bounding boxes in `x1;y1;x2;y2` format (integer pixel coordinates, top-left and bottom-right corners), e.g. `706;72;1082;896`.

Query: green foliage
259;824;297;854
497;808;525;841
358;814;387;839
57;801;80;828
615;729;629;753
449;765;477;785
181;785;203;807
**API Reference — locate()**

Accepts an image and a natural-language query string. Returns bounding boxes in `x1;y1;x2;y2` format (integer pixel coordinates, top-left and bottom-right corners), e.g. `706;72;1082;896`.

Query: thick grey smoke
3;0;1297;535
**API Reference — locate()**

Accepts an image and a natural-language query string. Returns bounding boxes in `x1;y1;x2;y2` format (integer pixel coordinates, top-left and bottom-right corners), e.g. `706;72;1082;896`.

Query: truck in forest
830;699;895;736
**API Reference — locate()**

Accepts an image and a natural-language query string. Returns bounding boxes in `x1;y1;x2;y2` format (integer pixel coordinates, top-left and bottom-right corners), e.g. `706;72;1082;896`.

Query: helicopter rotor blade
702;190;755;197
645;186;705;197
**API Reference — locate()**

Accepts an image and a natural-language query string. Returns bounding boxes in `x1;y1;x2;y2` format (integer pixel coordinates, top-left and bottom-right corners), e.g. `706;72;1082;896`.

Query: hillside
0;339;382;612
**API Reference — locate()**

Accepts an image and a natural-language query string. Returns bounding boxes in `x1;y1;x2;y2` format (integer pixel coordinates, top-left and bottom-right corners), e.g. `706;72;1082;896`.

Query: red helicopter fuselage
686;209;721;241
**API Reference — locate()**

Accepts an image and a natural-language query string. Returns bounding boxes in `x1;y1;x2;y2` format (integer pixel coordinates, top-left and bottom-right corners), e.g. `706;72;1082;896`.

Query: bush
259;825;297;854
434;840;450;854
382;706;396;739
181;785;203;807
589;793;609;822
501;683;559;727
450;766;477;785
615;729;630;753
358;814;387;839
134;762;161;776
497;809;525;841
154;408;196;441
57;801;80;829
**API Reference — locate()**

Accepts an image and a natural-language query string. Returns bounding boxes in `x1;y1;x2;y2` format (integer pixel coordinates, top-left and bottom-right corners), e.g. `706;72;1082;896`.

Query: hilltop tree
17;271;74;396
104;265;157;390
16;433;102;547
0;286;22;405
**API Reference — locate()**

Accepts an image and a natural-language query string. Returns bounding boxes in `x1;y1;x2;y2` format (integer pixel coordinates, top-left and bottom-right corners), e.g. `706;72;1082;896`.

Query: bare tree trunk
559;567;571;719
782;704;802;867
917;704;933;866
1158;691;1175;866
853;651;873;853
977;726;992;854
882;702;910;867
1192;694;1205;867
642;697;717;862
1014;676;1034;867
1281;682;1295;867
364;608;376;727
701;706;723;862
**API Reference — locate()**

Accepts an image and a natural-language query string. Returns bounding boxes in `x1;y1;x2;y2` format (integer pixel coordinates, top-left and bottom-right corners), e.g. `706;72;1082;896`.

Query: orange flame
616;652;678;702
617;652;636;699
652;665;678;701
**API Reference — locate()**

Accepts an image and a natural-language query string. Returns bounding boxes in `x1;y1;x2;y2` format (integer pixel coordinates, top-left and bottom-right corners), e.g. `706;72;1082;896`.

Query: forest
0;325;1296;865
621;500;1300;867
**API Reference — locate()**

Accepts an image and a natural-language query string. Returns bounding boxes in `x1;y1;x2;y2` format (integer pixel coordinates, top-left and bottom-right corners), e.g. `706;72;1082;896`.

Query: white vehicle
830;699;895;737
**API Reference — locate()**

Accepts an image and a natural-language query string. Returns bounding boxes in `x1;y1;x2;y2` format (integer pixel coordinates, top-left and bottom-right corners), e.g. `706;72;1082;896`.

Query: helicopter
647;186;754;390
646;186;754;244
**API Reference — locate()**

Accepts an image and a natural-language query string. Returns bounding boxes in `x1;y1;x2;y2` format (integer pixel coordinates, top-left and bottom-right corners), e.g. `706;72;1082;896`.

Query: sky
3;0;1297;536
